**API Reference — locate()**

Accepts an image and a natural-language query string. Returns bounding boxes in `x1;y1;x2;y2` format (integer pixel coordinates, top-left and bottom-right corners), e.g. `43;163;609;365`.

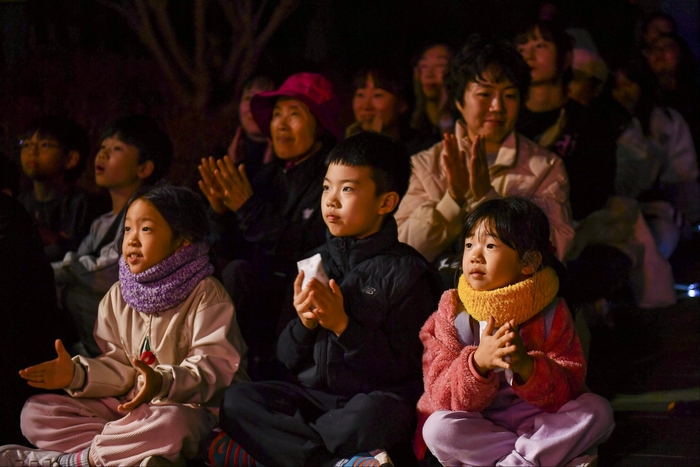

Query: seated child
18;116;109;262
0;185;249;466
54;115;173;356
415;197;615;466
210;132;444;466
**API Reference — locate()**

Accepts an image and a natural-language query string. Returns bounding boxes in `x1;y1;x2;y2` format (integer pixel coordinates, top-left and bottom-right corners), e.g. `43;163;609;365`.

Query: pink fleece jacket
414;290;586;460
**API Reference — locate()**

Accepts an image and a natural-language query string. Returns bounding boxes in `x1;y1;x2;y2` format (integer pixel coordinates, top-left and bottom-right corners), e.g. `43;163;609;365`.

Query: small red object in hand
140;350;156;365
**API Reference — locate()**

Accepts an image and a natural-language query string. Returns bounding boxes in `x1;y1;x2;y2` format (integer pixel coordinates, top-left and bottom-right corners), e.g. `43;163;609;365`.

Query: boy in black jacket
212;132;443;467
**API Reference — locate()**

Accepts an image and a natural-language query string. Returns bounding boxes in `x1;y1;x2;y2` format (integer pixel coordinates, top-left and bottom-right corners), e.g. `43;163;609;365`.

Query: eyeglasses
19;140;61;153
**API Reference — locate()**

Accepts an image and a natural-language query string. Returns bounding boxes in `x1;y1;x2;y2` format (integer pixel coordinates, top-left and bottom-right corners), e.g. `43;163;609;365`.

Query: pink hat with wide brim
250;72;342;141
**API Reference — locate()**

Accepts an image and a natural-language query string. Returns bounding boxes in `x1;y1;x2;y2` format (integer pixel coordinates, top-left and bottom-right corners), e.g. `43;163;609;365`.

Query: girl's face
352;74;406;132
415;45;451;100
457;68;520;152
122;199;186;274
516;28;560;85
270;98;319;160
462;219;529;291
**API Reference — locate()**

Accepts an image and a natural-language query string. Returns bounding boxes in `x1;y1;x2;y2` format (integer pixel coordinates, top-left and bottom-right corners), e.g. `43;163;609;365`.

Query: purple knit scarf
119;241;214;314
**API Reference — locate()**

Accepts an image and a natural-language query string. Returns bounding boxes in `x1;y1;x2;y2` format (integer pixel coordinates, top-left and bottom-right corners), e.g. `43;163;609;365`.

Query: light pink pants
422;393;615;467
21;394;216;466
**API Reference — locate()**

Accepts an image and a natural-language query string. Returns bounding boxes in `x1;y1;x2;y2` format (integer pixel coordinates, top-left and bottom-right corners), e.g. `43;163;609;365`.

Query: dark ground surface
592;230;700;467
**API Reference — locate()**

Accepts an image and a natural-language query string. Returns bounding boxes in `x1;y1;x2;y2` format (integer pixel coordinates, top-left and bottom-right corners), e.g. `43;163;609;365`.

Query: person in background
199;72;340;380
54;115;173;357
395;34;574;289
18;116;108;262
410;43;455;143
346;66;433;155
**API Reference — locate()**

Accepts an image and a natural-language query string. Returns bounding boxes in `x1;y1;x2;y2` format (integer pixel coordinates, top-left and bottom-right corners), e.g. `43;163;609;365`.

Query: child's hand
293;271;319;330
19;339;75;389
117;359;163;412
503;319;534;384
198;157;227;214
306;279;347;336
472;317;517;377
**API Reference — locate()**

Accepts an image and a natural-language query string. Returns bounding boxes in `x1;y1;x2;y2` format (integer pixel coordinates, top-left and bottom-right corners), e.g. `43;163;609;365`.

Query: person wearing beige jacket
396;35;574;269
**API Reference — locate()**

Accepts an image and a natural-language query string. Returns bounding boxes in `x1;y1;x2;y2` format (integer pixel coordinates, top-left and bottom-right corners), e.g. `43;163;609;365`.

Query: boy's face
20;131;68;182
516;28;559;85
95;135;146;190
322;163;390;239
415;45;451;100
123;199;184;274
352;74;405;132
458;69;520;151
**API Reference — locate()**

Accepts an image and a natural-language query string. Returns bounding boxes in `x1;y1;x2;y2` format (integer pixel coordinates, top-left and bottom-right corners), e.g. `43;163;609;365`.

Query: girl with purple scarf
2;185;249;467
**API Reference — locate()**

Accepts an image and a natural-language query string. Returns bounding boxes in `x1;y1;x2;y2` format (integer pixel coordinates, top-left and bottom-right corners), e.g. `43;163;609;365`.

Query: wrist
448;188;465;205
332;315;349;337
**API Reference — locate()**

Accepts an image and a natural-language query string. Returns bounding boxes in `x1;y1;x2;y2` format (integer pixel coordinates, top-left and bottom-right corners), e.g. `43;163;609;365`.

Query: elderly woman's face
270;97;318;160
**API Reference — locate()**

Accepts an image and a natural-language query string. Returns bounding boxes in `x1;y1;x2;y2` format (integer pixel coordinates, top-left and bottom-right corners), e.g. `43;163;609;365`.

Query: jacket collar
323;216;399;278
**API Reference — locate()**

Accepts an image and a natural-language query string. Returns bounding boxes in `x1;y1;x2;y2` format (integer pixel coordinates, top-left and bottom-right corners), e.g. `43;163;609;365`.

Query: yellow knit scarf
457;267;559;328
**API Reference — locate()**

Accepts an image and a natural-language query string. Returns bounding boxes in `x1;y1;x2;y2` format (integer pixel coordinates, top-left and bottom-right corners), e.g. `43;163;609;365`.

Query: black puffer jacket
277;217;443;402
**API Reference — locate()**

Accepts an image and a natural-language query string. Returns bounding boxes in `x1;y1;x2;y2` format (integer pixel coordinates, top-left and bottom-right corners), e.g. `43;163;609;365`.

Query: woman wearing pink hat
199;72;341;379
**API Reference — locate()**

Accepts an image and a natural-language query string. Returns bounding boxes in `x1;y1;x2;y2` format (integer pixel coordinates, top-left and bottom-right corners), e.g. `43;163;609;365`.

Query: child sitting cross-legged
209;132;444;467
415;196;615;466
0;185;249;467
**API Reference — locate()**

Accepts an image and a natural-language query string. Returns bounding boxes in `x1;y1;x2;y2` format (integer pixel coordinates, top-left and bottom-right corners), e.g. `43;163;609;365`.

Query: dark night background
1;0;698;190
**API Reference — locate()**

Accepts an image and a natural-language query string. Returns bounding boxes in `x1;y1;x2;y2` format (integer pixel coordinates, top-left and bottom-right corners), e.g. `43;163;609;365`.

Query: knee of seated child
422;410;455;446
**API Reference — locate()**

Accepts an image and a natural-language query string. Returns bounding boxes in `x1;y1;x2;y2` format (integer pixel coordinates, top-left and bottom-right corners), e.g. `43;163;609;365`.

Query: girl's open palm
19;339;74;389
117;359;163;412
473;317;517;376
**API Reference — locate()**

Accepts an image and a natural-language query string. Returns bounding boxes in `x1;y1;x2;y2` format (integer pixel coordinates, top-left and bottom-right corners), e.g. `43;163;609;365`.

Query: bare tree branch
147;0;197;82
253;0;300;60
251;0;270;34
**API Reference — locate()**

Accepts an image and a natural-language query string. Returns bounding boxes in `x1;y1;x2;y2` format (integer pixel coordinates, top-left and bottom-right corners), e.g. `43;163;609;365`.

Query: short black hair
351;66;406;100
21;116;90;183
117;184;209;254
327;132;411;211
445;34;531;112
513;20;574;84
99;115;173;185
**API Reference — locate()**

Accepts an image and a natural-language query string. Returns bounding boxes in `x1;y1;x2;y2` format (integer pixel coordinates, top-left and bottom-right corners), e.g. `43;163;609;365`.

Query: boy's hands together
117;358;163;412
19;339;74;389
293;271;348;336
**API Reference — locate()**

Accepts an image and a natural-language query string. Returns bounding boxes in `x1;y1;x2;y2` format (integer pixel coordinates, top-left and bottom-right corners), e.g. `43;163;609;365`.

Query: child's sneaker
333;454;380;467
370;449;394;467
0;444;64;466
140;454;180;466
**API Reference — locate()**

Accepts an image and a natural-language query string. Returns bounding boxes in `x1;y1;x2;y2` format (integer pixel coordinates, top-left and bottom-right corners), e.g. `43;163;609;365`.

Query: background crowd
0;0;699;466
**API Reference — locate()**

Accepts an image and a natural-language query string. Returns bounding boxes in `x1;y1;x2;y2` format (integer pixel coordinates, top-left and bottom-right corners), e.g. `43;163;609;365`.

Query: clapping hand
19;339;74;389
117;358;163;412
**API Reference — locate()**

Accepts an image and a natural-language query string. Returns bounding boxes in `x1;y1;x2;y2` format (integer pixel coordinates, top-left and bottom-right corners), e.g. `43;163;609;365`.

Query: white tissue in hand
297;253;329;289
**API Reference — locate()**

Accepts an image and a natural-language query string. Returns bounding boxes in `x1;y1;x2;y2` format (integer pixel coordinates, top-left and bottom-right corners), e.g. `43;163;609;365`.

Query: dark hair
411;42;454;68
117;184;209;254
513;20;575;85
99;115;173;185
242;75;276;93
462;197;565;277
21;116;90;183
641;11;677;46
327;132;411;210
611;53;661;136
445;35;531;112
351;67;406;100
